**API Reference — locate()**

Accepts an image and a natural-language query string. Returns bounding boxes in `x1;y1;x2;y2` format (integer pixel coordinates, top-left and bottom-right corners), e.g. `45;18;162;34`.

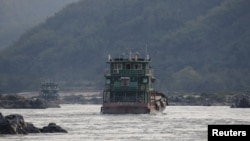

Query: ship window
126;63;131;69
113;64;122;74
134;64;142;70
113;64;122;70
143;78;148;83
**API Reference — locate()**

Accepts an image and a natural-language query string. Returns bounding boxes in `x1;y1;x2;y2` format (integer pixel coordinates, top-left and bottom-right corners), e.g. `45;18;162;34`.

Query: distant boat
101;52;168;114
39;81;60;108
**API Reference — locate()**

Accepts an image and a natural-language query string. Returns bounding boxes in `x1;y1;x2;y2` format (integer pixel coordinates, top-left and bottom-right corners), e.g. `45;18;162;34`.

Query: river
1;105;250;141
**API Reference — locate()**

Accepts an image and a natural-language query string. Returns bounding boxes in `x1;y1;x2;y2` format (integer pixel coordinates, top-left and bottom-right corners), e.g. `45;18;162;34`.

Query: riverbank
1;91;250;107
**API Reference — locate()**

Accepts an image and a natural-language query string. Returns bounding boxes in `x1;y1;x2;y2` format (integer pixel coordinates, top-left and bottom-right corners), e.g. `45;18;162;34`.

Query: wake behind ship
101;52;168;114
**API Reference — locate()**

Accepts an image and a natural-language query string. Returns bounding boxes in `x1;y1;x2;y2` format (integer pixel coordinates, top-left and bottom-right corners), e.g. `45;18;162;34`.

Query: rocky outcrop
40;123;68;133
0;95;60;109
0;113;27;134
231;95;250;108
0;113;67;134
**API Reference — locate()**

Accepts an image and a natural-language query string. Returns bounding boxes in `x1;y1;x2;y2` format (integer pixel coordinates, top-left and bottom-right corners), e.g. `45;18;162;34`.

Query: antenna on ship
126;47;132;60
108;54;111;61
145;42;149;60
134;52;139;61
129;49;132;60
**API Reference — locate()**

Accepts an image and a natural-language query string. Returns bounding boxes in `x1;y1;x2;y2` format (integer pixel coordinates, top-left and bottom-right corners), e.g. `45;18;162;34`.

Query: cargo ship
101;52;168;114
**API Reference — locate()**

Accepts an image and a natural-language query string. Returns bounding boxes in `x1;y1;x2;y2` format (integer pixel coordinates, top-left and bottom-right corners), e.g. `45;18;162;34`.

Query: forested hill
0;0;78;50
0;0;249;93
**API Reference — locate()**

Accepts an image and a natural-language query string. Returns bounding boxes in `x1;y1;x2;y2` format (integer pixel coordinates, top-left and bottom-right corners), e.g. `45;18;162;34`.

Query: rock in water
26;122;41;133
231;95;250;108
0;113;67;134
0;114;27;134
41;123;68;133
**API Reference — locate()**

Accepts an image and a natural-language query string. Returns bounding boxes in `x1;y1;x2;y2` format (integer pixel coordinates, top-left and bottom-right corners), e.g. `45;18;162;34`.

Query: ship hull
101;102;166;114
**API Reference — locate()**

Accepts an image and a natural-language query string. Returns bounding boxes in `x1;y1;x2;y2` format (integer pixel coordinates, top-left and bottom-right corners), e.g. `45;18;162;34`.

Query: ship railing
104;69;152;76
112;85;138;91
105;84;149;91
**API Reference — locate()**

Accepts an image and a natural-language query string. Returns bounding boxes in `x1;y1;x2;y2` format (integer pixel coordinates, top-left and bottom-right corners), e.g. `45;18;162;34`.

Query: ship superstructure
39;81;60;107
101;52;168;114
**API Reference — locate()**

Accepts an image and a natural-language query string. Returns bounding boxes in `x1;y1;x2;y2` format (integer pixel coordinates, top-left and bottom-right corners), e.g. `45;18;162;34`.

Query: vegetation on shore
1;91;250;107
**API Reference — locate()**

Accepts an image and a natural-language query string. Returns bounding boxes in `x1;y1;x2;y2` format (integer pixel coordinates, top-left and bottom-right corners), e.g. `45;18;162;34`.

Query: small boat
101;52;168;114
39;81;60;108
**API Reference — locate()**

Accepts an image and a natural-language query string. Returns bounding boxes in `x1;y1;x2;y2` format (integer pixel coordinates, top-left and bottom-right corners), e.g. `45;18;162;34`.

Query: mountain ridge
0;0;249;93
